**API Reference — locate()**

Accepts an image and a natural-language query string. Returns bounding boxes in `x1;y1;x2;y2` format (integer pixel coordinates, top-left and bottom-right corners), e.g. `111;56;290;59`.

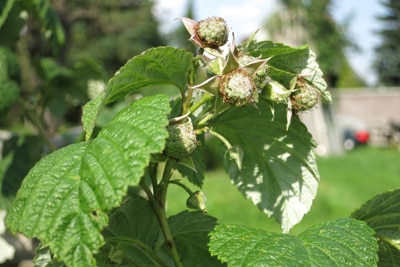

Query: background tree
374;0;400;86
0;0;165;209
55;0;165;75
265;0;364;88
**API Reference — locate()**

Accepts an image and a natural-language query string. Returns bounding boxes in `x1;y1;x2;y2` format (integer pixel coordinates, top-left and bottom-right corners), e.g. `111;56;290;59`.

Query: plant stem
189;93;213;114
169;179;193;195
106;236;168;267
208;128;233;149
148;162;159;190
159;160;173;206
140;161;183;267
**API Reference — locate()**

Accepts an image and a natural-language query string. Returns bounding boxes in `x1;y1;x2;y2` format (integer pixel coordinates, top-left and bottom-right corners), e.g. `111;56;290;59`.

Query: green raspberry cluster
290;82;319;111
196;17;229;48
164;119;198;160
219;70;256;106
238;55;269;90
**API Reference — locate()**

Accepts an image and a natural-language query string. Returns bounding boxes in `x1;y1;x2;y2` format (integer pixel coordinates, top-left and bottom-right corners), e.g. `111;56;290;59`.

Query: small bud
262;80;292;103
219;70;256;106
164;119;198;160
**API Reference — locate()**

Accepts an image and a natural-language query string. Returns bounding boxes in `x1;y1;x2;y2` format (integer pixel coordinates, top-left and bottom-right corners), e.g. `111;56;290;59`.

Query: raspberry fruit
290;82;319;111
238;55;269;90
219;69;256;106
164;119;197;160
196;17;229;48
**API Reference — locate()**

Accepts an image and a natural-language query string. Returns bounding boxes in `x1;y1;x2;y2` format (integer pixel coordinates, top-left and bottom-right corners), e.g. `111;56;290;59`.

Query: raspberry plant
5;17;400;266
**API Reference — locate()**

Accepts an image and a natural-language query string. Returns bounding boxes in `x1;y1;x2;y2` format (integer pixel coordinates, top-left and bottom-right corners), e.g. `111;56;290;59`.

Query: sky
154;0;387;86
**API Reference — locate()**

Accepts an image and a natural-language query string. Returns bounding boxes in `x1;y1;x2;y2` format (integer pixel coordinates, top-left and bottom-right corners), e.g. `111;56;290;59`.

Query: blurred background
0;0;399;265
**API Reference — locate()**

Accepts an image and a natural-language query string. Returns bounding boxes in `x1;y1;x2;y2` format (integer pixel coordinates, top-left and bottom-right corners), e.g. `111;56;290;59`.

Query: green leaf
104;47;193;103
34;244;66;267
246;41;331;102
158;211;223;267
30;0;65;51
81;47;192;139
6;95;171;266
0;48;19;110
80;95;170;209
0;0;15;29
0;48;8;81
0;79;19;110
81;92;106;140
100;197;164;266
38;57;72;81
209;218;378;266
209;224;307;266
1;135;43;197
211;102;319;233
299;218;378;266
352;188;400;265
6;142;103;267
376;239;400;267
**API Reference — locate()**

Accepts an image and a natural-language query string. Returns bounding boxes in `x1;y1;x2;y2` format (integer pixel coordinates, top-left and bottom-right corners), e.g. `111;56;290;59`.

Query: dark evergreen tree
57;0;166;75
374;0;400;86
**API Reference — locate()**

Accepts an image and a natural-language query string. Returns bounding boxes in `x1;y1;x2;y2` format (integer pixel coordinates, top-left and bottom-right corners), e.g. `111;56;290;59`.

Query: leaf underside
211;102;319;233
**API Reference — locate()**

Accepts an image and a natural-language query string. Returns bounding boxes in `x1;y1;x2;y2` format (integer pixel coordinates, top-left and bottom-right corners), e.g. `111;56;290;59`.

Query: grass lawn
166;146;400;234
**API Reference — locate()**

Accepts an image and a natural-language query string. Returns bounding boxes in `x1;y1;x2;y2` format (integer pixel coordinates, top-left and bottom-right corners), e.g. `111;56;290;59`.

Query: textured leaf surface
352;188;400;265
211;102;319;232
299;218;378;266
81;47;192;139
80;95;170;210
81;92;106;140
376;239;400;266
100;197;162;266
246;41;330;102
6;95;170;266
104;47;192;103
209;218;378;266
6;142;101;267
158;211;223;267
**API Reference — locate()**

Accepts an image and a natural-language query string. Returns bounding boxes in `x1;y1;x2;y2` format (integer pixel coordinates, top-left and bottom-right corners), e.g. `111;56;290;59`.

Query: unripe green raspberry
196;17;229;48
238;55;269;89
290;83;319;111
219;69;256;106
164;119;197;160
